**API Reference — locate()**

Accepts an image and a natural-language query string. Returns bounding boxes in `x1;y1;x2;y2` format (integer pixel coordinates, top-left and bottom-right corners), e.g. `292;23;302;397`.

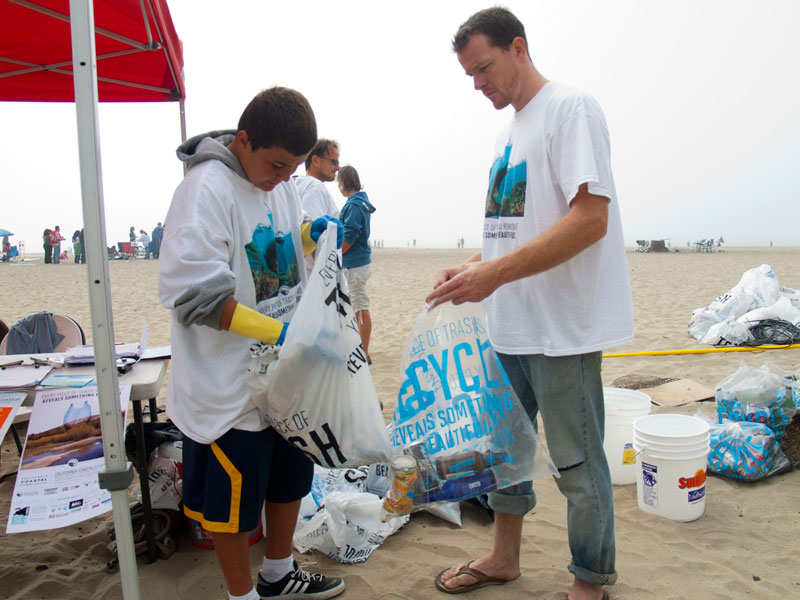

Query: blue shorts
181;427;313;533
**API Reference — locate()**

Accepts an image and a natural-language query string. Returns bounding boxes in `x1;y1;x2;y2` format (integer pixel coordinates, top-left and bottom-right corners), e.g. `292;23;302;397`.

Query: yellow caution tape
603;344;800;358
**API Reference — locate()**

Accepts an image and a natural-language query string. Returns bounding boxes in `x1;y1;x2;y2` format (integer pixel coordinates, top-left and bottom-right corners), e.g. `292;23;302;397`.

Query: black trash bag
125;420;183;470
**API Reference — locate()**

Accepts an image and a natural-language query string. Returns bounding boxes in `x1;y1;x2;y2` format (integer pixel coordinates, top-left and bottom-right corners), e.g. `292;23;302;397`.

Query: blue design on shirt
486;143;527;218
245;213;300;302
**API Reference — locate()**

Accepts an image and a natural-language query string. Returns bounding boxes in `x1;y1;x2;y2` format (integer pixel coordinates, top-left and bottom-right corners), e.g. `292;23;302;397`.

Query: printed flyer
6;384;131;533
0;391;26;445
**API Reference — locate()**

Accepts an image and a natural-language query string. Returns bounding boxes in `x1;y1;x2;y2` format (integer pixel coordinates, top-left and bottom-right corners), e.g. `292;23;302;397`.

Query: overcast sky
3;0;798;252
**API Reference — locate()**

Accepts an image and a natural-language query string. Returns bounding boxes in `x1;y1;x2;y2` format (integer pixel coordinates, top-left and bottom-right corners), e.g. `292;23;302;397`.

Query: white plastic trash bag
737;296;800;327
700;318;753;346
780;286;800;309
689;264;781;341
293;490;408;563
247;223;391;468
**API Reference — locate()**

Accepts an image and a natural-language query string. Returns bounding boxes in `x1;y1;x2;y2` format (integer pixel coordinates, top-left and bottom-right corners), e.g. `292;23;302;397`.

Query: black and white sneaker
257;562;345;599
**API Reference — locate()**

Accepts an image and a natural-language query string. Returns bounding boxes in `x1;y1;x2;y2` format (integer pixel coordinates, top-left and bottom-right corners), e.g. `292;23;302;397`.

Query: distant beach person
129;226;136;244
337;164;376;364
151;222;163;258
138;229;151;258
72;230;82;264
294;138;341;275
427;8;633;600
79;228;86;263
42;228;52;264
157;86;344;600
50;226;65;264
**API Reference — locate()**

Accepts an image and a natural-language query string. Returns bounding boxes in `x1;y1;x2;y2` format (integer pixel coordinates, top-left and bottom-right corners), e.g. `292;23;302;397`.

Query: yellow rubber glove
300;221;316;256
228;302;287;344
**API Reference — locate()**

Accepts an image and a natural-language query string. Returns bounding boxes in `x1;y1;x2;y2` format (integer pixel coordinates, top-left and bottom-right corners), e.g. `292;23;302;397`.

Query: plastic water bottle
414;469;497;504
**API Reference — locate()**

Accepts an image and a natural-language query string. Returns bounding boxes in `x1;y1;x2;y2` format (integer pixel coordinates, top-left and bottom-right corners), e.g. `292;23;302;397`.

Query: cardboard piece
639;379;715;407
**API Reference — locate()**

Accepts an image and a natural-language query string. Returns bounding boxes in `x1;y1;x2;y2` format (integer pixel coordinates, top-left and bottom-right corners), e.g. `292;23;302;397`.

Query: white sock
259;555;294;583
228;589;259;600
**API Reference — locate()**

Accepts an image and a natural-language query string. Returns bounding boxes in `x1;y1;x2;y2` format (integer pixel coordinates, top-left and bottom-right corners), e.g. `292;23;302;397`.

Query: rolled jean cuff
568;563;617;587
487;480;536;517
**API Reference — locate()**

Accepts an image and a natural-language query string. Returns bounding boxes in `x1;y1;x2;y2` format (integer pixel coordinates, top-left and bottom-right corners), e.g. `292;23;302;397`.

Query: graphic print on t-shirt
485;143;526;218
245;215;301;303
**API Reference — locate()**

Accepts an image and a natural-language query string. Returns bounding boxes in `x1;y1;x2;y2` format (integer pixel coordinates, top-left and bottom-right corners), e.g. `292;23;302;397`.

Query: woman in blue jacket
337;165;376;363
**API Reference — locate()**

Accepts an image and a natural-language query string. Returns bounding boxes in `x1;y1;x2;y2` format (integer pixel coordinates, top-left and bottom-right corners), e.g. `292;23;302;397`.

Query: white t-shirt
159;159;307;443
294;175;339;274
294;175;339;219
482;81;633;356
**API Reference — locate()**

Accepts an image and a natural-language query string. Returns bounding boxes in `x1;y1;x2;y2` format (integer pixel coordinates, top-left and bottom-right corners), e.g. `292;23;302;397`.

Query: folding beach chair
0;313;86;457
0;312;86;354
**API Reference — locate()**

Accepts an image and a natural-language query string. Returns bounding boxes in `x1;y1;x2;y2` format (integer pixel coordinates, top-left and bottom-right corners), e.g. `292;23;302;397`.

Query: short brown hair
305;138;339;170
237;86;317;155
452;6;529;57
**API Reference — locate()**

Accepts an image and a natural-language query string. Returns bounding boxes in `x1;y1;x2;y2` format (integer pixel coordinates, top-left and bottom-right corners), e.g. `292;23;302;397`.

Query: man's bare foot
568;578;607;600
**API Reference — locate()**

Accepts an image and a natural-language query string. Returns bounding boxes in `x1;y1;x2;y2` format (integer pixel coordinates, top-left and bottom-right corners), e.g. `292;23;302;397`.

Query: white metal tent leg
69;1;141;598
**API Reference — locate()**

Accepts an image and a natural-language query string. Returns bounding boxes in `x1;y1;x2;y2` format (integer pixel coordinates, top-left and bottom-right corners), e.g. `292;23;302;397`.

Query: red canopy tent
1;2;186;598
1;0;185;104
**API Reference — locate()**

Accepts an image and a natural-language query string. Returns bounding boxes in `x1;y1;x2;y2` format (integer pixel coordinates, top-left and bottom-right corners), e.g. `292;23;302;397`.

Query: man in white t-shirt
427;8;633;600
294;139;340;275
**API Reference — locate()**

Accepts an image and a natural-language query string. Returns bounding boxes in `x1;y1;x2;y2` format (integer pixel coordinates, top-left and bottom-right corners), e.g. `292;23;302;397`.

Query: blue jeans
488;351;617;586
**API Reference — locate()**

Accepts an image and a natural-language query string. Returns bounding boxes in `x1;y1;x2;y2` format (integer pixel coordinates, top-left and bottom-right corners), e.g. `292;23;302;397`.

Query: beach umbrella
0;229;14;237
0;2;186;598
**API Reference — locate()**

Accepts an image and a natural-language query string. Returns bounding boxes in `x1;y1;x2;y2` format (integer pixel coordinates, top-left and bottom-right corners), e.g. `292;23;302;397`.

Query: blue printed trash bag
715;362;799;442
707;420;791;481
381;301;557;519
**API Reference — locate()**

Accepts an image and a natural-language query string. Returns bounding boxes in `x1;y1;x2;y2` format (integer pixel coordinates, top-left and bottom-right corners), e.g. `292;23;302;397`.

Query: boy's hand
310;216;343;248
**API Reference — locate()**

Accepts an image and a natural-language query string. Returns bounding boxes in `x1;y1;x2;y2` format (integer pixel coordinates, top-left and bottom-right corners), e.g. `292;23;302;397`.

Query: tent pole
179;97;186;141
69;1;141;599
179;98;187;174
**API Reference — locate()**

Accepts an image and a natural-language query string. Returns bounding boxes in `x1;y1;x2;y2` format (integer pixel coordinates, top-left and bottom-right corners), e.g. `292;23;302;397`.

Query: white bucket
632;433;709;455
602;388;652;485
633;414;710;522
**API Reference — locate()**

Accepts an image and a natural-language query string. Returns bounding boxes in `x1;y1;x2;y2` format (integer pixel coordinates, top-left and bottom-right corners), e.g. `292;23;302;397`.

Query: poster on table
5;384;131;533
0;391;27;443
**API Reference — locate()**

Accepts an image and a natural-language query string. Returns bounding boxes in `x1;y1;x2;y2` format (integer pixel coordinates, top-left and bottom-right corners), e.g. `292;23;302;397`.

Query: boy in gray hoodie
159;87;344;600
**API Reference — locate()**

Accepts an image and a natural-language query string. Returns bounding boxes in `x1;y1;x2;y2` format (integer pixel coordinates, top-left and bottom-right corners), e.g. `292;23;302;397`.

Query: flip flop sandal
434;561;510;594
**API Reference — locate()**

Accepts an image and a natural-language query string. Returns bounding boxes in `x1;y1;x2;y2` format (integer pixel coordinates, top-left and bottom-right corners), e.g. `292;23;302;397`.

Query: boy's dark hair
305;139;339;170
337;165;362;192
452;6;529;57
237;86;317;155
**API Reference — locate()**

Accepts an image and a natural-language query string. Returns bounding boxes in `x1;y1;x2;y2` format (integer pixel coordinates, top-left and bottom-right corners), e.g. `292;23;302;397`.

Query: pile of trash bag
293;464;409;564
704;362;799;481
688;264;800;346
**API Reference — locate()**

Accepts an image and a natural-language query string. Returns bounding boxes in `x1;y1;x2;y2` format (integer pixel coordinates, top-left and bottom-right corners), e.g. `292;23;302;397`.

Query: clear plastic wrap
715;361;799;442
706;418;792;481
381;302;557;520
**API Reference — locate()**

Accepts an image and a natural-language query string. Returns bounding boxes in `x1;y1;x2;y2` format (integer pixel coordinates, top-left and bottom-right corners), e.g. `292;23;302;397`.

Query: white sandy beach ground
1;246;799;599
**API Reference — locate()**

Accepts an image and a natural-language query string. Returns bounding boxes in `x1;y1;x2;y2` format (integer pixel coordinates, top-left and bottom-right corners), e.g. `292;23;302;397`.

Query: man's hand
425;260;501;308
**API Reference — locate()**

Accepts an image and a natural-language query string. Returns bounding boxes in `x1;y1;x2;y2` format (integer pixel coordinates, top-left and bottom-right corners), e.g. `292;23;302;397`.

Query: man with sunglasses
294;138;341;274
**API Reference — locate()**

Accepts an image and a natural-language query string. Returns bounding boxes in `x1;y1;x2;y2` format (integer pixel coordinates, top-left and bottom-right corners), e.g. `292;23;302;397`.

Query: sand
1;246;799;599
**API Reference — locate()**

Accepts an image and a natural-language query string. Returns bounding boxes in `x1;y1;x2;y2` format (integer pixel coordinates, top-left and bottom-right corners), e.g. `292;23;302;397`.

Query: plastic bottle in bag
435;450;512;480
413;470;498;504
